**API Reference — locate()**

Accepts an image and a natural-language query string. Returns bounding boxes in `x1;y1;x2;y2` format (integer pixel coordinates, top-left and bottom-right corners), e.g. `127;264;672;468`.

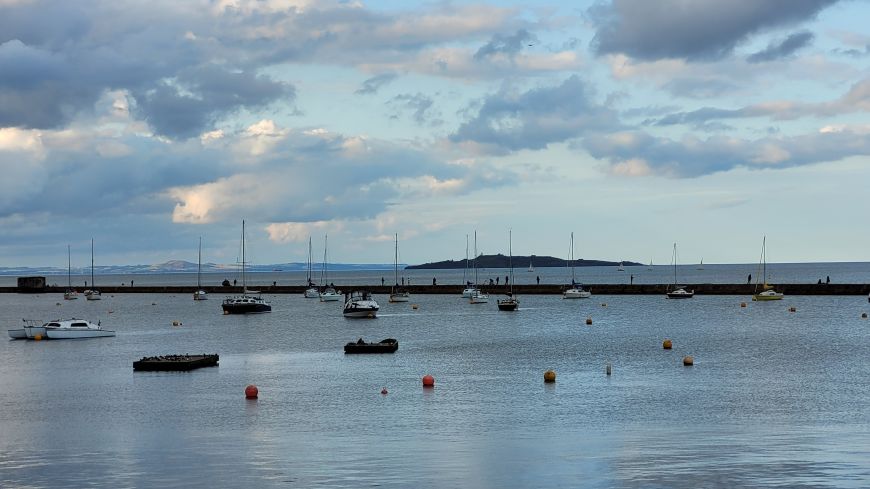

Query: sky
1;0;869;268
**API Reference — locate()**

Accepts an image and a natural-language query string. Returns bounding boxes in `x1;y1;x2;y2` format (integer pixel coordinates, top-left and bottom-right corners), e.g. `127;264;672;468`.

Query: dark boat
343;291;379;318
344;338;398;354
133;354;219;371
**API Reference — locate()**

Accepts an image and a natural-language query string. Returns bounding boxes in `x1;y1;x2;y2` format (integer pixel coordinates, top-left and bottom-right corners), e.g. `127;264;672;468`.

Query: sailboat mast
762;235;767;283
323;234;329;285
241;220;246;291
91;239;95;288
474;231;478;285
307;236;312;283
197;237;202;288
570;232;576;283
464;234;469;285
673;243;677;286
394;233;399;285
508;229;513;293
68;244;72;289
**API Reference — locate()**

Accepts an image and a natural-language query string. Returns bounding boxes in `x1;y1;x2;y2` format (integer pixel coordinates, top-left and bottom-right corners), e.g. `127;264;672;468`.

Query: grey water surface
1;287;869;487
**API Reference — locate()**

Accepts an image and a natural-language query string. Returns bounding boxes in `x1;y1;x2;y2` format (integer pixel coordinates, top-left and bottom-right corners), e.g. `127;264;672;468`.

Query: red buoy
422;374;435;388
245;384;258;399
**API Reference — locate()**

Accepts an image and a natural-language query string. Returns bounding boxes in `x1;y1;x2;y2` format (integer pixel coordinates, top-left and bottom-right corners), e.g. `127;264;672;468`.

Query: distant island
406;255;642;270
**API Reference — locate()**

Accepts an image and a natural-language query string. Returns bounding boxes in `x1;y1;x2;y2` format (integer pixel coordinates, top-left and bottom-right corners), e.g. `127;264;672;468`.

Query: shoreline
5;283;869;295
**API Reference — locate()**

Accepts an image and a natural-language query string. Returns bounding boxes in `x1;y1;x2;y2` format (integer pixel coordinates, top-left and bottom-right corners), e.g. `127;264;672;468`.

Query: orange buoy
412;304;418;310
381;387;388;395
683;355;694;366
740;302;747;308
34;334;43;341
585;317;592;325
422;375;435;388
245;384;258;399
663;339;673;350
544;369;556;383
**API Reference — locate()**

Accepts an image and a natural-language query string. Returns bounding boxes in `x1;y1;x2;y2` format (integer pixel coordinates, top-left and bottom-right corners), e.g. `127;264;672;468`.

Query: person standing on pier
630;274;633;285
381;277;385;286
536;276;540;285
432;277;436;286
747;274;751;284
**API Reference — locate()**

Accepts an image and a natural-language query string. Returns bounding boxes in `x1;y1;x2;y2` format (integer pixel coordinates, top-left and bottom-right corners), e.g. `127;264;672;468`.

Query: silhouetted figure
130;280;133;287
536;276;540;285
381;277;385;286
630;274;633;285
432;277;436;286
505;275;509;284
826;275;830;284
273;281;277;286
233;279;237;286
496;277;499;285
747;274;751;284
222;279;230;286
818;279;823;284
489;278;494;286
401;277;404;286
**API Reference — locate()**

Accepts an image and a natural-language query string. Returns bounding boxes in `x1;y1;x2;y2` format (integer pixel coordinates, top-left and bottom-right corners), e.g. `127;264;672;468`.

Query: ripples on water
1;291;869;488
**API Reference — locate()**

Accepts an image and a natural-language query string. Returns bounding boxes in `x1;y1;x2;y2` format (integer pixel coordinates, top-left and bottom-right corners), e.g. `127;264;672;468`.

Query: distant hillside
0;260;397;276
406;255;642;270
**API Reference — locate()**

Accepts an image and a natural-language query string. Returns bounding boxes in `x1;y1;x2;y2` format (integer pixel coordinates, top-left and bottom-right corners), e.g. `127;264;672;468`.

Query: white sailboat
461;234;477;298
304;236;319;298
647;259;653;271
527;256;534;272
194;237;208;300
497;230;519;311
563;232;591;299
666;243;694;299
389;233;410;303
83;239;101;301
221;220;271;314
469;231;489;304
696;258;704;270
617;261;625;272
63;245;78;300
319;234;341;302
752;236;783;301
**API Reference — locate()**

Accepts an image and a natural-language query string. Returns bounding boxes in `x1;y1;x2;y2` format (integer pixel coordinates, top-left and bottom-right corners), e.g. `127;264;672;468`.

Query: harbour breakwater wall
3;284;869;295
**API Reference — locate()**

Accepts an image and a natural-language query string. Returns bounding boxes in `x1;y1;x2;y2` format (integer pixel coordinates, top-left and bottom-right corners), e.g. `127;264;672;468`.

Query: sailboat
461;234;477;298
527;256;535;272
221;220;271;314
666;243;694;299
194;237;208;300
563;232;591;299
497;230;519;311
696;258;704;270
647;259;653;271
469;231;488;303
617;261;625;272
389;233;410;303
752;236;783;301
63;245;78;300
304;236;319;298
84;239;101;301
319;234;341;301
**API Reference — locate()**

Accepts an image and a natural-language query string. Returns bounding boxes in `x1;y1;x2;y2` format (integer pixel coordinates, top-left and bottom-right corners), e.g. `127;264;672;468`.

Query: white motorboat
319;286;342;302
461;286;478;298
564;232;591;299
389;233;410;303
222;220;271;314
9;318;115;340
343;291;379;318
469;291;489;304
194;237;208;300
84;239;101;300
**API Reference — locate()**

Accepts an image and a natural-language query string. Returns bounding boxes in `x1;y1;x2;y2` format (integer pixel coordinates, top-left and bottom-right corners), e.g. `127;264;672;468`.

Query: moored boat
389;233;410;303
666;243;694;299
344;338;398;354
752;236;783;301
343;291;379;318
9;318;115;340
564;232;591;299
222;220;271;314
496;230;519;311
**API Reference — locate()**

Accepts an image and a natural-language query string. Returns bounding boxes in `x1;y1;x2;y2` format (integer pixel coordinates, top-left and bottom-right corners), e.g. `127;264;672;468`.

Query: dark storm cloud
589;0;837;61
473;29;537;61
132;66;294;139
747;31;815;63
355;73;398;95
450;76;621;152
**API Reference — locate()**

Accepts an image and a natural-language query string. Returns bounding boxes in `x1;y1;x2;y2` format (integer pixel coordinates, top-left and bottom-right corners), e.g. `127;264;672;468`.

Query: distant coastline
406;254;642;270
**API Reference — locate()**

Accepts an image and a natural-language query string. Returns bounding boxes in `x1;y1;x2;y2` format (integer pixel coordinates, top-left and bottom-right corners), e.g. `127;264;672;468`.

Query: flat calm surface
2;290;869;488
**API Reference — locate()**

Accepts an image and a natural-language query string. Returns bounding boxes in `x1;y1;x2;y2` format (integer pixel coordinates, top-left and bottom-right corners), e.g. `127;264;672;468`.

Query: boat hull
193;290;208;301
344;339;398;354
320;293;341;302
389;292;410;303
469;294;489;304
752;292;784;301
563;288;591;299
24;326;47;339
46;329;116;339
8;329;26;339
222;297;271;314
461;288;478;298
304;288;320;298
497;299;519;311
343;308;378;318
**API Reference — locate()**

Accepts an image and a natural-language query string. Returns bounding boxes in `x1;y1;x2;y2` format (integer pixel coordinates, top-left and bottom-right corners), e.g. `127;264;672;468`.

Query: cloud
355;73;398;95
747;31;814;63
653;77;870;126
449;76;622;153
583;126;870;178
387;93;442;125
589;0;837;61
473;29;537;62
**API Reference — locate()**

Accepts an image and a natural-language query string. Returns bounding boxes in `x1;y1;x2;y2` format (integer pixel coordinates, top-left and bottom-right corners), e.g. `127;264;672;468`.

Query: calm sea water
1;284;869;487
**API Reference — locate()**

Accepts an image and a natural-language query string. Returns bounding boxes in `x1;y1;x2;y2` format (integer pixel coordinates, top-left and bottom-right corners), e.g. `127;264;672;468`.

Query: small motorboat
497;293;519;311
9;318;115;340
666;287;695;299
344;338;398;354
319;286;341;302
343;291;379;318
